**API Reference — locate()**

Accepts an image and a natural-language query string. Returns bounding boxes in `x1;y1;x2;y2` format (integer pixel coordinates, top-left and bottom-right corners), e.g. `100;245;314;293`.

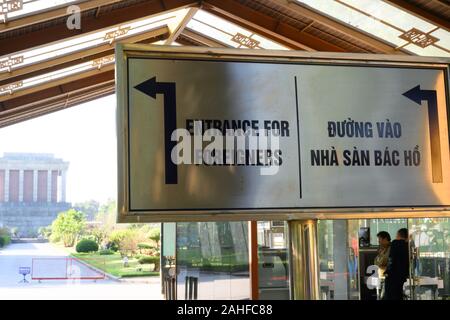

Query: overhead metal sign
116;44;450;222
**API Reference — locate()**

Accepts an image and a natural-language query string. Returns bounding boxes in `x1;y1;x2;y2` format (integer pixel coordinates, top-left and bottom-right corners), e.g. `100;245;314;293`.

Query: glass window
409;218;449;300
176;221;250;300
369;219;407;246
318;218;449;300
296;0;450;57
161;222;176;299
187;10;289;50
258;221;289;299
317;219;360;300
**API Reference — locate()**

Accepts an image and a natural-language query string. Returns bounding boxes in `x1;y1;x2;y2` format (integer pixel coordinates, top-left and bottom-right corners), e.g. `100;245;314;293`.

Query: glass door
317;220;360;300
317;217;449;300
408;218;449;300
257;221;290;299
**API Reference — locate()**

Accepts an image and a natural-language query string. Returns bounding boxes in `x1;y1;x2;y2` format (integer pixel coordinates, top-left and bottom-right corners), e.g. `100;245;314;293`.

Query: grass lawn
71;252;160;278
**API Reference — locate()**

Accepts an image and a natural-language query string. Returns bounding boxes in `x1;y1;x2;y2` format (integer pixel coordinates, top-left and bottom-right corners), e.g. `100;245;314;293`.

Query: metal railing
185;276;198;300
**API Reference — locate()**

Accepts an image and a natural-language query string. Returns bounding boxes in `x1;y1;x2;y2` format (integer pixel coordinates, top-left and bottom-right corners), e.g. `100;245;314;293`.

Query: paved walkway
0;243;163;300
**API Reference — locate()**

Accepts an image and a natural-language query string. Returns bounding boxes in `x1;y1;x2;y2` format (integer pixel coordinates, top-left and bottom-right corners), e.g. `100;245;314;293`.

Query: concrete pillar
18;170;24;202
4;169;9;202
289;220;320;300
61;170;67;203
33;170;38;202
47;170;51;203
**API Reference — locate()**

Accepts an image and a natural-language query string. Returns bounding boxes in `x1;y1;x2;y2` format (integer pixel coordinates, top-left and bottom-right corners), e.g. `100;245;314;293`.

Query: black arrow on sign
402;85;442;183
135;76;178;184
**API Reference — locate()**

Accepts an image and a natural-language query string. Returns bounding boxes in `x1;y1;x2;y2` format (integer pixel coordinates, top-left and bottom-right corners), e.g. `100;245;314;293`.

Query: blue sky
0;95;117;204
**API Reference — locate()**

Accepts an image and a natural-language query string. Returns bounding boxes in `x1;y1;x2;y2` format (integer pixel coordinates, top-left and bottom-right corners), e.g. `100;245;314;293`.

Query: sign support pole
249;221;259;300
289;220;320;299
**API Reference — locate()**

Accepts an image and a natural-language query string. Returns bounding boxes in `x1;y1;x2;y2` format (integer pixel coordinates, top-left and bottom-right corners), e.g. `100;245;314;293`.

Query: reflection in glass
317;220;360;300
176;221;249;300
257;221;289;299
161;223;176;298
408;218;449;300
369;219;407;246
319;218;449;300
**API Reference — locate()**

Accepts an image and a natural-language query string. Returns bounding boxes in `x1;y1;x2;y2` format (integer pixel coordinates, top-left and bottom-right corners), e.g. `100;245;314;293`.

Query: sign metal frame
116;43;450;222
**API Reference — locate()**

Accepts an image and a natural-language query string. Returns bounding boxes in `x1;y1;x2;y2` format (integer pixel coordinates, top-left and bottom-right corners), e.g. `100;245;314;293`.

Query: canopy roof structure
0;0;449;127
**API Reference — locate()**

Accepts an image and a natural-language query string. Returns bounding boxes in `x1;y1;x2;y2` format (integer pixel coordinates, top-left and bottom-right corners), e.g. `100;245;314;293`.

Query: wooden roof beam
165;7;199;44
0;25;170;84
0;69;114;109
181;29;228;47
0;0;124;33
0;0;198;56
0;77;114;129
271;0;406;54
0;63;114;104
203;0;343;52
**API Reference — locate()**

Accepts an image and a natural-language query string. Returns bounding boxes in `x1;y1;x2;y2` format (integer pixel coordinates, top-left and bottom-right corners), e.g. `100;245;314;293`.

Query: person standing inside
383;228;410;300
374;231;391;299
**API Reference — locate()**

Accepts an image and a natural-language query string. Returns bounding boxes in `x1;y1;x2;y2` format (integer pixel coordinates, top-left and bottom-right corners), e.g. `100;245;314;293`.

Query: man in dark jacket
383;228;410;300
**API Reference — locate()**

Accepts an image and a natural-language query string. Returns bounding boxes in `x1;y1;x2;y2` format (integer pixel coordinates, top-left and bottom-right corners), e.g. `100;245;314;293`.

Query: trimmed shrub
0;227;11;245
105;241;119;252
75;239;99;253
138;256;159;265
0;227;10;236
137;243;153;250
148;228;160;244
99;249;115;255
138;255;160;272
0;235;11;248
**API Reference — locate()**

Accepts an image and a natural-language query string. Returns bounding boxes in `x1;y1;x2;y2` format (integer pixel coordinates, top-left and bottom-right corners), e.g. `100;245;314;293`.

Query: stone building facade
0;153;70;237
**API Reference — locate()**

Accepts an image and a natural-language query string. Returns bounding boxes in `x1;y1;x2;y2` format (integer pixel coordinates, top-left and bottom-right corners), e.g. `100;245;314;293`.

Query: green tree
108;228;146;257
51;209;86;247
148;227;161;254
73;200;100;221
38;226;52;239
96;199;117;228
87;226;108;246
